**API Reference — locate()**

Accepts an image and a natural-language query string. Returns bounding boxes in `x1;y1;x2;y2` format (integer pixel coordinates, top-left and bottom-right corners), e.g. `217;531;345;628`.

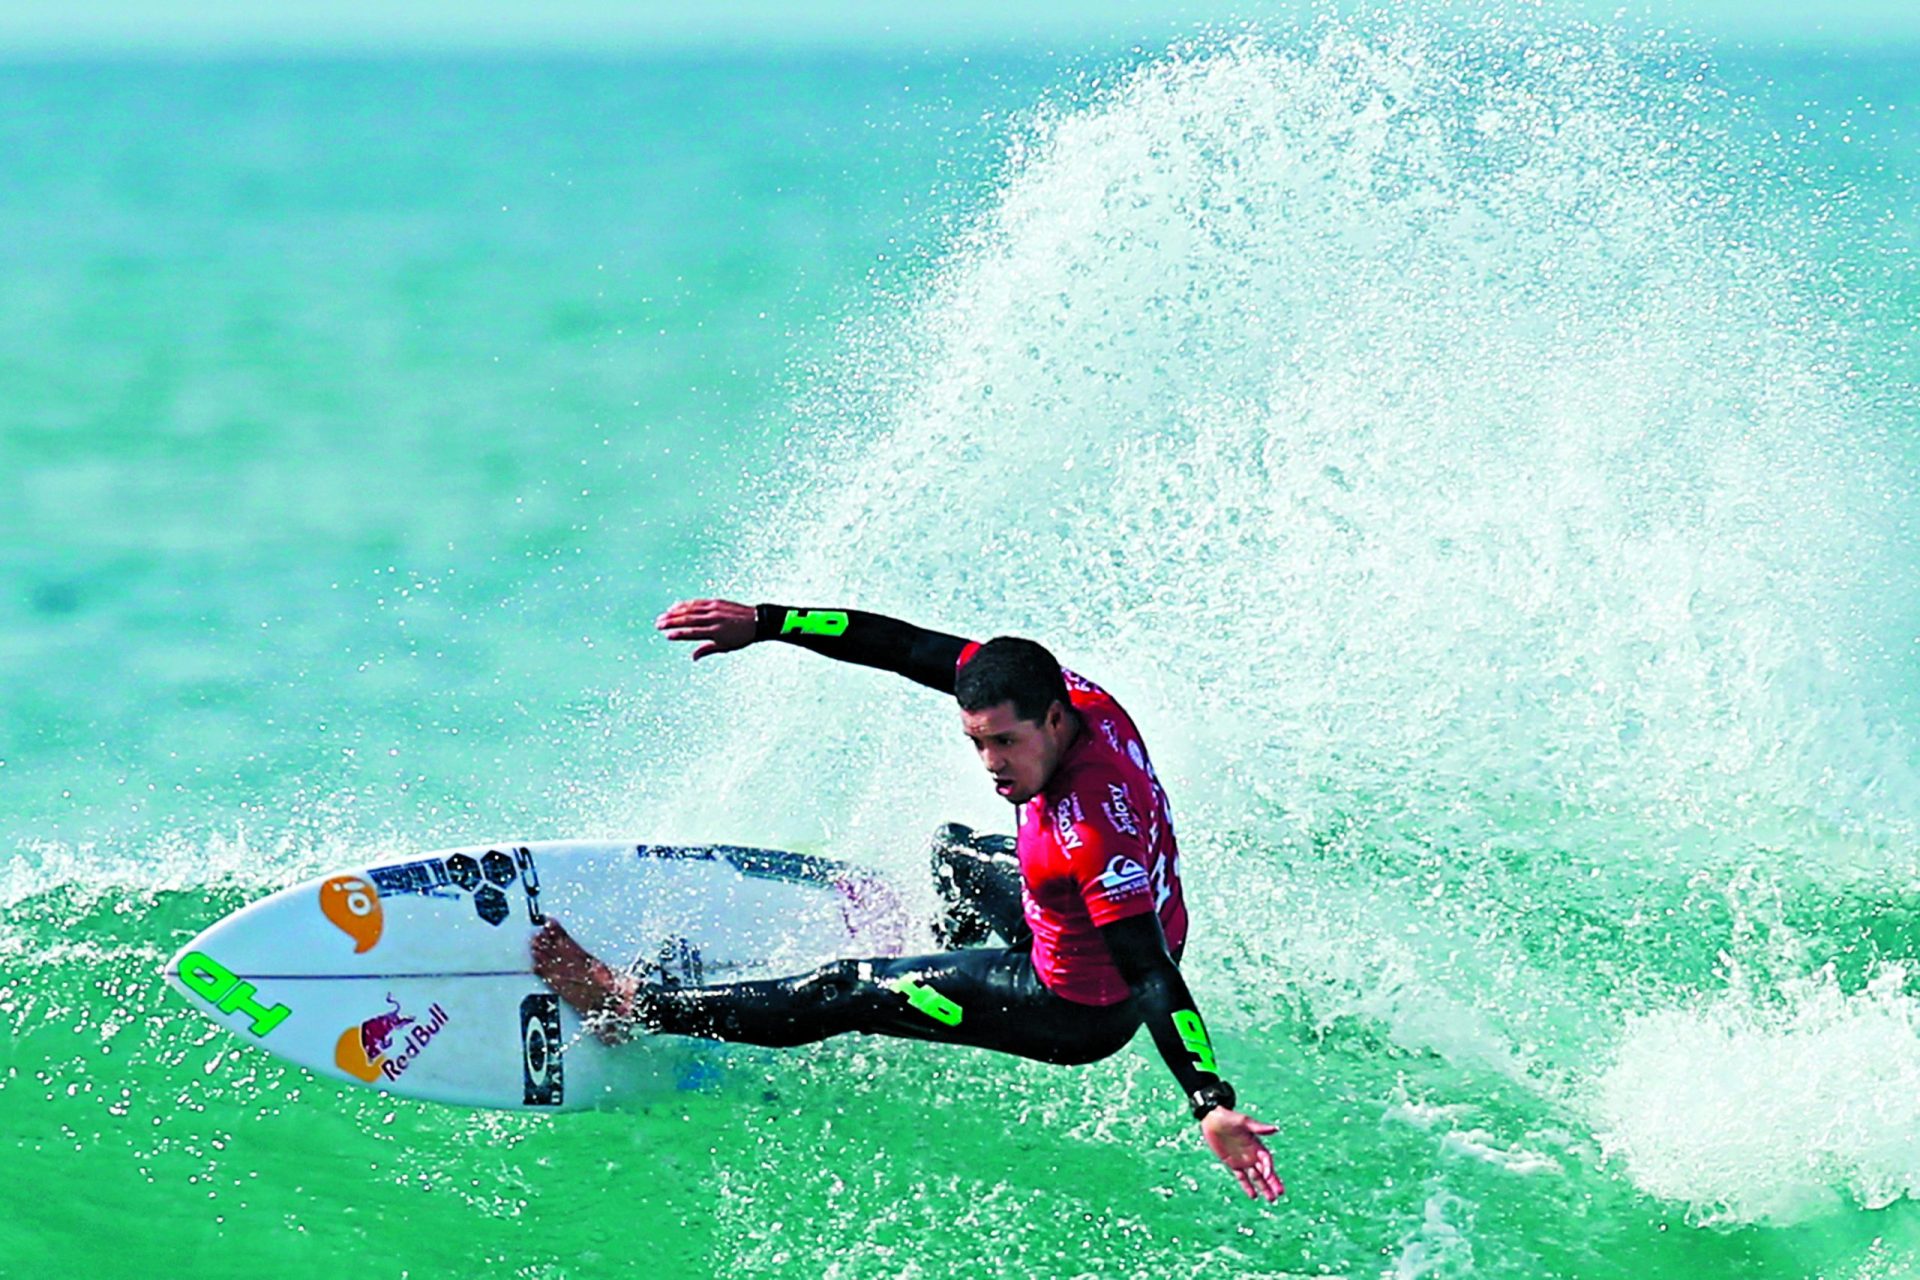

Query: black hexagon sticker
473;886;510;926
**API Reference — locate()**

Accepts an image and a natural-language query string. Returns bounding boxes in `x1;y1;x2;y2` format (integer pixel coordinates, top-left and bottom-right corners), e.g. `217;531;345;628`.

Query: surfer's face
961;699;1075;806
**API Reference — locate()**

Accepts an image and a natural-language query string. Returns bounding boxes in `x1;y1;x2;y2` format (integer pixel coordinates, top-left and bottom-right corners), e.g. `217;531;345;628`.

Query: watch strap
1189;1080;1236;1121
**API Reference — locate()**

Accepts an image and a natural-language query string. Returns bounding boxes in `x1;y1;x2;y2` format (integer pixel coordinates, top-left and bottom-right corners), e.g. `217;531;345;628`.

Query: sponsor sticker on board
334;994;450;1084
520;993;564;1106
177;951;292;1037
363;847;544;928
319;874;384;953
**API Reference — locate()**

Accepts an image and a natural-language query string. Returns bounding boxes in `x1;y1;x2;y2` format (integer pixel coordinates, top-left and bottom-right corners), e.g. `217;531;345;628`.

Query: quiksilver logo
1096;855;1150;896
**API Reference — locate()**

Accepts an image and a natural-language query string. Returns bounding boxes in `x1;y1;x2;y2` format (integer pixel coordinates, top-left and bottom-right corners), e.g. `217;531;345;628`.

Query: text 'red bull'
333;995;449;1084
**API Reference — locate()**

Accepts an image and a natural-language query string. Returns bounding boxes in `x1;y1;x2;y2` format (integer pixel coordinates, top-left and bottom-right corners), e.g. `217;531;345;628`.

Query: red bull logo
333;994;449;1084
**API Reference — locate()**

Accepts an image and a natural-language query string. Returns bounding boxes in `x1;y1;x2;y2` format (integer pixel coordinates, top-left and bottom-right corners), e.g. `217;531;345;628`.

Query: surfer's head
955;637;1077;805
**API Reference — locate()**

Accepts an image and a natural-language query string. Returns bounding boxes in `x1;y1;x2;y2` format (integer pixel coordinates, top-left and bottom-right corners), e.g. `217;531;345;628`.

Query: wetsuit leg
638;943;1138;1067
928;823;1027;948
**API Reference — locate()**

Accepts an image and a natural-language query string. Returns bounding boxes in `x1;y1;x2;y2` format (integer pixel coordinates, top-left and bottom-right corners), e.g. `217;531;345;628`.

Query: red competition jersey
1015;670;1187;1005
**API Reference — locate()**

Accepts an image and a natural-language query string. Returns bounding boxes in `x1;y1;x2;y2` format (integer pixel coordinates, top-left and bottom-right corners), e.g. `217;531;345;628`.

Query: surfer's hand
1200;1107;1283;1202
656;598;757;660
532;920;640;1045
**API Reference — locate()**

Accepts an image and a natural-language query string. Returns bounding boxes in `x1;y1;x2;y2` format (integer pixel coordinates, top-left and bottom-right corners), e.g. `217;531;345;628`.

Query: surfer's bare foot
532;920;641;1045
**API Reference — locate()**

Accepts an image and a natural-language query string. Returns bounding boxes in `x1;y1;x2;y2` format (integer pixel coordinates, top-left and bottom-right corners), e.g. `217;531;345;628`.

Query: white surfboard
163;840;914;1111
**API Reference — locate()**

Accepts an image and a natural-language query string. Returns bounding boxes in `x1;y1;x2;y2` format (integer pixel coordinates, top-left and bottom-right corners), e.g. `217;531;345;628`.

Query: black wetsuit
633;606;1226;1102
642;825;1142;1065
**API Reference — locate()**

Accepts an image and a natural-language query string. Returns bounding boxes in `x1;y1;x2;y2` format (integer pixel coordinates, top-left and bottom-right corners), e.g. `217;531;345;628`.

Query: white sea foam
1594;962;1920;1225
602;10;1920;1226
1392;1182;1479;1279
630;16;1914;870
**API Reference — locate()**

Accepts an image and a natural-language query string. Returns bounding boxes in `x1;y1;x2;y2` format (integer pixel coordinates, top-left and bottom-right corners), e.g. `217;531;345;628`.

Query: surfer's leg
639;946;1137;1067
536;919;866;1048
637;958;901;1048
928;823;1026;948
856;946;1140;1065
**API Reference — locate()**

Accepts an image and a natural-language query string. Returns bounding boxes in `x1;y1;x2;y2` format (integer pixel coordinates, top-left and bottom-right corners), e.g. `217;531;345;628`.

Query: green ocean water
5;14;1920;1279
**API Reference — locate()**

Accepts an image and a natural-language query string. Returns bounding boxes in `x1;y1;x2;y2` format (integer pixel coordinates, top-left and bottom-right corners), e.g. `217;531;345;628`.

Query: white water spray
609;15;1919;1223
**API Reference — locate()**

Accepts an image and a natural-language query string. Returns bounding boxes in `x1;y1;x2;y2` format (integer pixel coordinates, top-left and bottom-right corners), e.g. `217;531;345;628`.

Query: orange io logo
319;874;384;953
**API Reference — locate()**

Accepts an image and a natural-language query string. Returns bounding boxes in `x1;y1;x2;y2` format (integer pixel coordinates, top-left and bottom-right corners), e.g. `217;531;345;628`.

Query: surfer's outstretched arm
1100;913;1285;1203
656;597;974;694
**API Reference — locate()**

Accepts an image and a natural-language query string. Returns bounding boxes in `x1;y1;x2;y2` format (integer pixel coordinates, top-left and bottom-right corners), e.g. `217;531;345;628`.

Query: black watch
1189;1080;1236;1121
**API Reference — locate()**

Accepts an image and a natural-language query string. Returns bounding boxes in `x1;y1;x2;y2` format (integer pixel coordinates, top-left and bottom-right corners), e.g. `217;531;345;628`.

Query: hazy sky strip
2;0;1917;54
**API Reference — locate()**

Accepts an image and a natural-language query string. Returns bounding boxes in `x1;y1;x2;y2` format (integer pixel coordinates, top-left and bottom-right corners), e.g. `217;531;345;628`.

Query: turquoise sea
4;11;1919;1278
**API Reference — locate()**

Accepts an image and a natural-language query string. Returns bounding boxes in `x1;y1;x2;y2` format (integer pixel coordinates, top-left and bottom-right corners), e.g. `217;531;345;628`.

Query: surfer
533;600;1283;1202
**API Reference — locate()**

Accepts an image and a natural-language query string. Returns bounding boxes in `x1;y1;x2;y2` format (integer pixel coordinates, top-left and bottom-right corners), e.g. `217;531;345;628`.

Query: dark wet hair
954;637;1070;725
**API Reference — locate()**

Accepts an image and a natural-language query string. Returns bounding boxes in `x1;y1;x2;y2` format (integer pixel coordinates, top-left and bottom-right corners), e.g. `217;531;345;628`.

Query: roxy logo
1102;782;1139;837
1054;794;1085;849
334;995;450;1084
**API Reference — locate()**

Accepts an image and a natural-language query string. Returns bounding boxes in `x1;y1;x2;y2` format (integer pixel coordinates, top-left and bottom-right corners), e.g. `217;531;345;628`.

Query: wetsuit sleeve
1058;776;1221;1101
1099;912;1224;1099
752;604;975;694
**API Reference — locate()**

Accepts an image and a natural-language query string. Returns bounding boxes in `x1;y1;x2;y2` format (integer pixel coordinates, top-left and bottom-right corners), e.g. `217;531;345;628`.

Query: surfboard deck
163;840;915;1111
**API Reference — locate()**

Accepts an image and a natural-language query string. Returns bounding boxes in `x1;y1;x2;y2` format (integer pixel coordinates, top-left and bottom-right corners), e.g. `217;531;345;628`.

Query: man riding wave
533;598;1282;1202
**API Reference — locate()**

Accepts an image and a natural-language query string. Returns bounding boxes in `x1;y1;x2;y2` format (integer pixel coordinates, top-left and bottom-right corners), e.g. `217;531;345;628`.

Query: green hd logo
780;609;849;638
888;975;963;1027
177;951;292;1037
1172;1010;1218;1074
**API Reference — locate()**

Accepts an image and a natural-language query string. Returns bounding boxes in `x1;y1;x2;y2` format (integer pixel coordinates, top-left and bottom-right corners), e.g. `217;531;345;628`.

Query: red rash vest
961;647;1188;1006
